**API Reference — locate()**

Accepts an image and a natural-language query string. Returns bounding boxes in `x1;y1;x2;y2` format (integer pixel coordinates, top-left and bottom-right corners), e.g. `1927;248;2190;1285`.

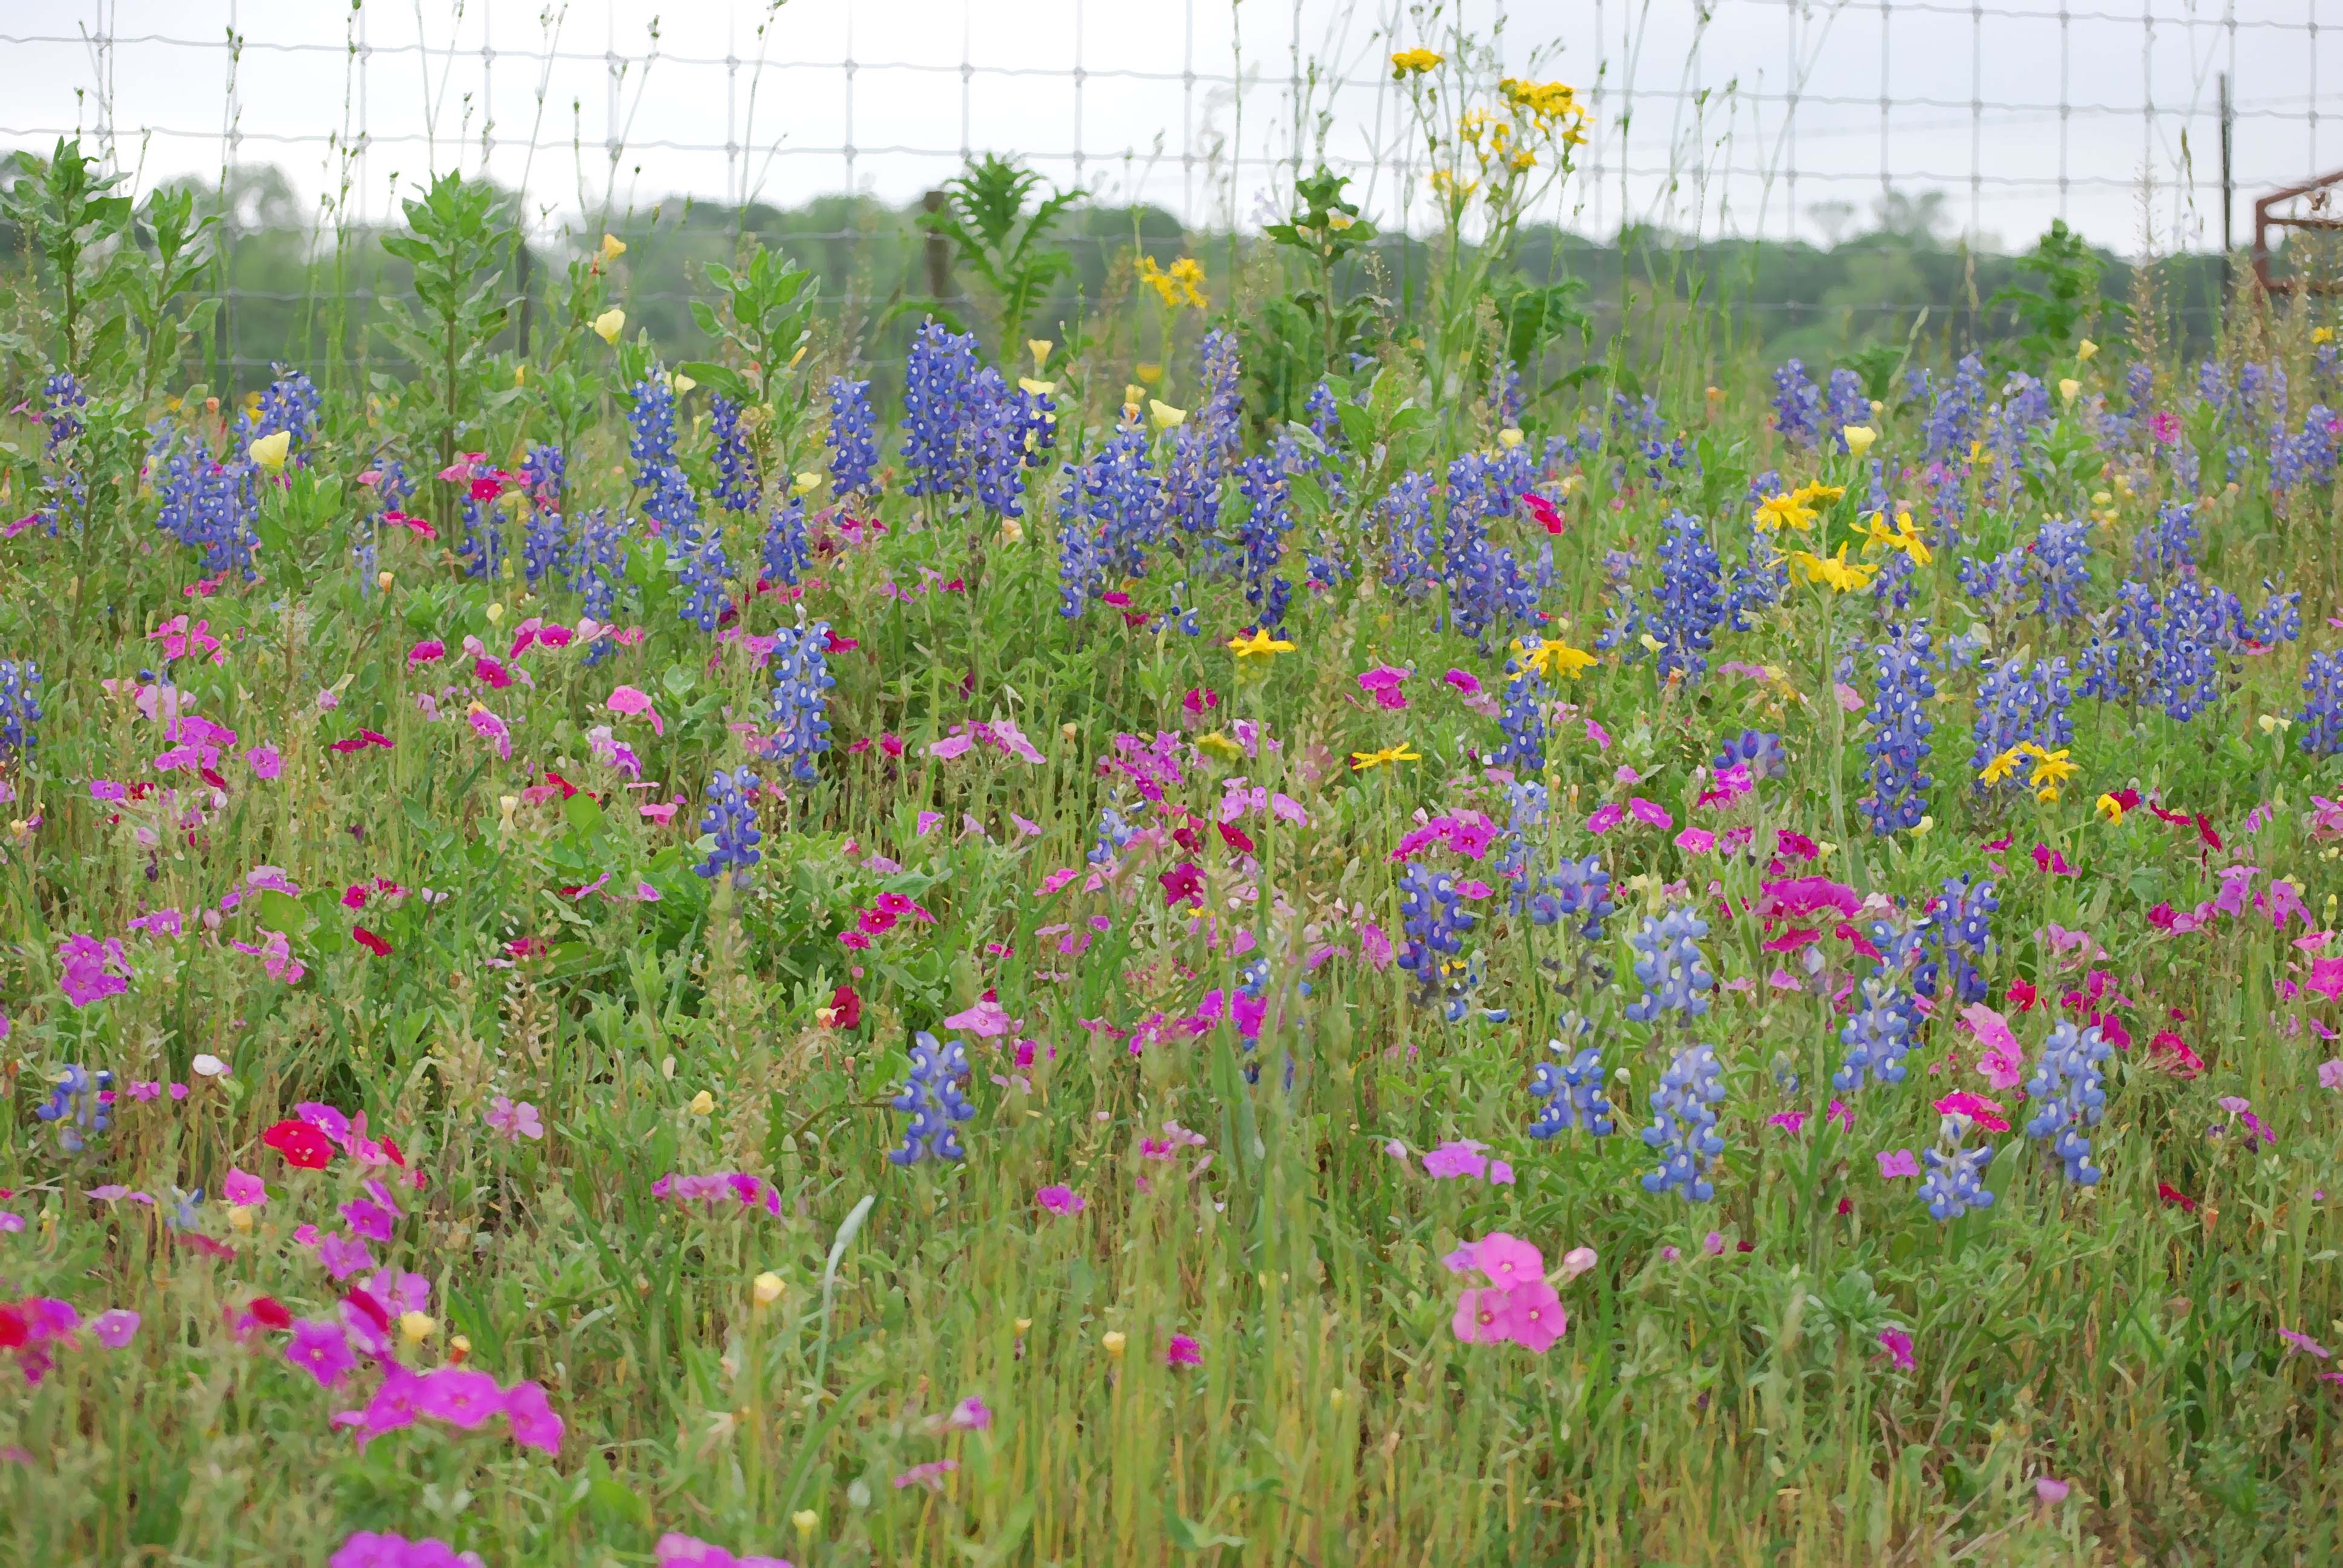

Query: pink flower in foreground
1164;1333;1203;1367
1876;1149;1919;1179
1422;1138;1514;1184
1035;1184;1086;1217
654;1533;791;1568
2281;1327;2332;1359
503;1378;565;1455
605;685;664;735
1467;1232;1545;1288
332;1532;485;1568
91;1309;140;1348
948;1395;992;1430
1932;1091;2010;1134
1876;1328;1915;1371
284;1318;355;1387
2036;1477;2071;1504
487;1096;545;1141
1494;1279;1568;1352
223;1167;267;1206
1357;664;1411;710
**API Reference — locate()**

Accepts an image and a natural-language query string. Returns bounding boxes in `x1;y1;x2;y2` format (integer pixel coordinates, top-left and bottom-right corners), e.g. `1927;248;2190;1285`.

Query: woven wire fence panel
3;0;2336;370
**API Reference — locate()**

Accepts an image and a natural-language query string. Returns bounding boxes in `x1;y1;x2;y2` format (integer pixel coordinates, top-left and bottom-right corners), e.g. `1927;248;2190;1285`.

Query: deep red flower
248;1295;293;1331
262;1119;334;1169
474;657;511;690
827;983;863;1030
352;926;392;958
0;1304;26;1350
1159;861;1204;909
1523;492;1564;534
2157;1181;2198;1214
543;769;578;799
1217;822;1254;854
824;629;859;653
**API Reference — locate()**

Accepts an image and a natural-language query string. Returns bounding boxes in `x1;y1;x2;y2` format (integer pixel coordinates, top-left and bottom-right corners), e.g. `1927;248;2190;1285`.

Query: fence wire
4;0;2337;372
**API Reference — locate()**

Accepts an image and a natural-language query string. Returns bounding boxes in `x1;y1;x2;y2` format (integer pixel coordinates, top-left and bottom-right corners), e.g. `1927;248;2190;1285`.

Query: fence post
922;189;951;305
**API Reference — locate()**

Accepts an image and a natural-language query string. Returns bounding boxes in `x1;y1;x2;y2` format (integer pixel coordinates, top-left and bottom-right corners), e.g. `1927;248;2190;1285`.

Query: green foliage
919;155;1085;353
1988;219;2119;370
678;244;819;474
1248;168;1389;423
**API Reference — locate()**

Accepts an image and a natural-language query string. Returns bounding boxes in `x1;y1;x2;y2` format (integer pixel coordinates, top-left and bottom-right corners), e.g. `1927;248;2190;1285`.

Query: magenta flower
1164;1333;1203;1367
339;1198;398;1243
1035;1184;1086;1217
1357;664;1411;710
90;1309;140;1348
413;1367;506;1429
1452;1287;1512;1344
1767;1111;1809;1135
332;1530;484;1568
2036;1477;2071;1504
2321;1059;2343;1091
893;1458;959;1492
948;1394;993;1430
1469;1232;1545;1288
1875;1328;1915;1371
487;1096;545;1142
2281;1327;2332;1359
467;704;512;760
246;743;283;780
1494;1279;1568;1352
1876;1149;1919;1179
315;1232;377;1281
1422;1138;1515;1184
57;933;132;1007
284;1318;356;1387
1586;802;1625;835
1442;668;1482;696
503;1378;565;1454
1627;796;1673;829
654;1535;791;1568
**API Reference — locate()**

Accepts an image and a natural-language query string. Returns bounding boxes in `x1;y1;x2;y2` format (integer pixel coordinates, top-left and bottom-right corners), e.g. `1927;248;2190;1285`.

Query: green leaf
562;791;606;837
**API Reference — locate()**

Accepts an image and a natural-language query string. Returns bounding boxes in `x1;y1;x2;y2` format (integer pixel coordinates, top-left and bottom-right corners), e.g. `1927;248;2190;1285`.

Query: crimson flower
352;926;392;958
263;1119;335;1169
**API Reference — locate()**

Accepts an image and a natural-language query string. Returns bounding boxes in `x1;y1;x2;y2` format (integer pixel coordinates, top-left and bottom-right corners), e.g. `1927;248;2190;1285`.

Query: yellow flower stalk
1390;47;1443;77
1227;627;1296;662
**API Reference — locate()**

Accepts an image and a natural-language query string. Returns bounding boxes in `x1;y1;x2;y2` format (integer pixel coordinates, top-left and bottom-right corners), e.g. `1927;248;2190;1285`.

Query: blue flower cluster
628;373;729;630
41;370;87;452
0;659;41;760
1396;863;1475;982
2132;500;2200;578
694;769;764;888
761;495;810;589
1714;729;1786;779
240;366;323;449
1969;655;2073;786
1917;353;1988;462
2023;1019;2112;1184
1058;420;1164;618
519;443;568;587
151;430;261;575
1824;367;1869;448
1530;1040;1614;1138
767;621;836;783
2031;518;2093;622
1492;665;1548;774
565;508;629;623
1919;1138;1995;1221
1833;975;1913;1091
1163;330;1245;540
826;376;879;497
1375;471;1440;599
1862;622;1935;834
1640;1044;1727;1203
889;1033;975;1164
1624;907;1714;1022
1650;509;1725;680
36;1065;111;1154
1771;359;1822;446
709;395;761;512
2298;650;2343;756
1930;874;1997;1004
900;321;1052;515
1234;455;1294;627
2080;575;2296;722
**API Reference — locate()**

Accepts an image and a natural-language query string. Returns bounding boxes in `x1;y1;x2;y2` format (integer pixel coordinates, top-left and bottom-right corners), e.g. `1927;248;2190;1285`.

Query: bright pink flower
1932;1091;2010;1133
1876;1149;1919;1178
1452;1287;1511;1344
1357;664;1411;710
1035;1184;1086;1216
1587;802;1624;834
223;1167;267;1206
407;639;445;668
948;1395;992;1429
413;1367;506;1429
1876;1328;1915;1371
503;1378;564;1454
605;685;664;734
284;1318;355;1387
1467;1233;1545;1287
1962;1004;2026;1091
91;1309;140;1348
1164;1334;1203;1367
1495;1279;1568;1351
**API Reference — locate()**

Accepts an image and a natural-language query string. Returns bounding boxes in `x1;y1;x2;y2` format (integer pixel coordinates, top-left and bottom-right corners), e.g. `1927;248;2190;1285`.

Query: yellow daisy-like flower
1786;544;1876;593
1857;508;1933;566
1977;746;2027;786
2096;792;2126;823
1351;743;1422;772
1390;47;1443;77
1227;627;1296;662
592;308;625;345
247;430;292;472
1136;255;1208;310
1754;483;1843;534
1512;637;1596;681
2025;747;2078;792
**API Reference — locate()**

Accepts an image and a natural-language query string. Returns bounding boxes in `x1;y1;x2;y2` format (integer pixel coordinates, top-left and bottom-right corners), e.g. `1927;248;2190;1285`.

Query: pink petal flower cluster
1421;1138;1515;1185
837;889;938;950
329;1530;486;1568
651;1172;785;1217
928;718;1047;765
654;1535;793;1568
1444;1233;1576;1353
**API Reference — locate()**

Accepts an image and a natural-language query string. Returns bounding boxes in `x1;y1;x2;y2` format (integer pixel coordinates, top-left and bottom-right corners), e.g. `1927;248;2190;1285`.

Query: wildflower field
4;42;2343;1567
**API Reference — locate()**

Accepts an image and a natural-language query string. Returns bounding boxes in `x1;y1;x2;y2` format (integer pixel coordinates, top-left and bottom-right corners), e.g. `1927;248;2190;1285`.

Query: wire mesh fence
4;0;2337;376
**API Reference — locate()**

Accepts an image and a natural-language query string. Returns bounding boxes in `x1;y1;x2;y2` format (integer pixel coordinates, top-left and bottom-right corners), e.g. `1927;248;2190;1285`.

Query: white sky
4;0;2337;255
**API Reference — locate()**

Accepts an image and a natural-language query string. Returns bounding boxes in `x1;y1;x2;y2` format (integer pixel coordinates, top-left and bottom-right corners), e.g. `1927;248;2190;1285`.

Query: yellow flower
1196;731;1243;762
1028;338;1053;373
1227;627;1296;662
2313;327;2335;347
1150;399;1187;428
1977;746;2027;786
2058;377;2081;404
247;430;292;472
1786;544;1876;593
2096;792;2126;823
671;373;696;395
1391;47;1443;77
513;363;528;386
1136;255;1207;310
792;1511;819;1541
485;601;505;624
2258;713;2294;736
1350;743;1421;772
1497;427;1524;449
1018;376;1056;397
399;1312;437;1344
1857;508;1932;566
2077;338;2099;360
997;518;1024;546
1134;363;1162;386
1842;424;1876;457
792;471;823;497
752;1272;785;1306
1512;637;1596;681
1101;1330;1128;1359
2025;748;2078;791
592;308;625;344
688;1089;715;1116
598;232;627;263
1754;483;1843;534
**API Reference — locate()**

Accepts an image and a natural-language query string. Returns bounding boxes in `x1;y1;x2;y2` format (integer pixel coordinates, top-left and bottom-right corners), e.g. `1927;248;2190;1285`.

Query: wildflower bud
753;1272;785;1306
689;1089;715;1116
485;601;505;624
792;470;822;496
448;1334;471;1364
1329;1387;1346;1408
205;396;220;413
1060;724;1077;742
228;1204;254;1233
600;232;628;263
1841;424;1876;457
1015;1318;1034;1334
793;1510;819;1541
998;518;1025;546
514;364;528;387
2058;377;2082;405
377;571;395;592
2077;338;2099;361
1497;426;1524;449
399;1312;437;1344
1101;1330;1127;1359
1149;399;1187;428
592;308;626;344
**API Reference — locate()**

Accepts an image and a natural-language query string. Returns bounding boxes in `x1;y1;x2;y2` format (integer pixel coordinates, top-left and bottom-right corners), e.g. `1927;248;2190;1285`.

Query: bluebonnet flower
1376;471;1440;599
1724;518;1787;630
566;508;629;622
35;1065;111;1154
2031;519;2092;622
1932;875;1997;1004
1305;378;1343;445
2024;1019;2112;1184
1920;354;1988;462
2080;578;2266;723
41;370;87;453
151;431;260;573
768;621;836;783
826;376;879;497
241;367;323;449
675;520;733;633
456;482;508;582
2133;501;2200;578
1919;1132;1996;1221
629;373;728;628
1969;655;2073;786
1713;730;1784;780
902;321;985;500
968;373;1052;518
1824;367;1869;447
1058;421;1164;618
2249;578;2303;646
1492;665;1548;774
1651;509;1725;680
2299;651;2343;756
1396;863;1475;982
1088;804;1139;866
1833;975;1913;1091
1231;454;1295;626
694;768;763;888
888;1033;975;1164
1162;330;1244;542
0;659;43;761
1863;622;1935;834
1957;546;2027;613
1771;359;1822;446
518;445;568;587
1640;1044;1727;1203
761;496;810;589
1519;851;1613;938
2272;405;2340;493
709;395;761;512
1487;358;1525;428
1624;907;1714;1022
1530;1034;1614;1138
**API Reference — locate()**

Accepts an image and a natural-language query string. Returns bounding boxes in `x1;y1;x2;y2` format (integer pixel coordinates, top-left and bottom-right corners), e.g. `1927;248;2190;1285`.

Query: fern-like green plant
919;155;1084;353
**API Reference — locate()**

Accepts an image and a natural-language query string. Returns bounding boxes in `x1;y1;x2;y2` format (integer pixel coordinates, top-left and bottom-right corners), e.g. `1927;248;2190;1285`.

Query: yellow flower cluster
1752;482;1846;533
1856;508;1932;566
1136;255;1208;310
1978;743;2078;802
1390;48;1443;78
1498;77;1587;143
1784;544;1876;593
1509;636;1597;681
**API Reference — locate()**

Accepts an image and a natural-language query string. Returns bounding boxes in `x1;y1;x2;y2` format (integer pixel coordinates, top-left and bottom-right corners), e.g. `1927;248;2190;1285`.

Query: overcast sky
4;0;2336;255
